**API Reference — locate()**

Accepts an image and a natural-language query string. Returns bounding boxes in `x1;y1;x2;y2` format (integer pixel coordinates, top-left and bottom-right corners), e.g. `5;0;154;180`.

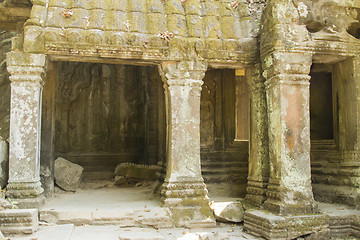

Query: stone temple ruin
0;0;360;238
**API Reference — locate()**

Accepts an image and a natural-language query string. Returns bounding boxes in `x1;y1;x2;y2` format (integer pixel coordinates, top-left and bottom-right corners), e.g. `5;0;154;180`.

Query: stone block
40;210;92;225
54;157;83;192
0;209;38;234
244;210;329;240
0;140;8;188
114;163;160;182
210;201;244;223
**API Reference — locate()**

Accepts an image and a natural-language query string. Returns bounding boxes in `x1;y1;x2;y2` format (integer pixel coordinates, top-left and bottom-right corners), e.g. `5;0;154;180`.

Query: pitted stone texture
159;61;214;227
0;209;38;234
54;157;83;192
0;140;8;188
210;201;244;223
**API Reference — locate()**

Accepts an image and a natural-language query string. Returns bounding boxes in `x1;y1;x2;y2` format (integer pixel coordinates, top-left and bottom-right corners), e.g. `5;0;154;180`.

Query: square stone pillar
262;51;317;215
5;52;46;209
159;61;215;228
245;64;270;206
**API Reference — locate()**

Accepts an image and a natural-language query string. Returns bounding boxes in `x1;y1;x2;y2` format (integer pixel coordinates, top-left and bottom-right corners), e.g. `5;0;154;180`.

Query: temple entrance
40;61;166;194
200;69;249;199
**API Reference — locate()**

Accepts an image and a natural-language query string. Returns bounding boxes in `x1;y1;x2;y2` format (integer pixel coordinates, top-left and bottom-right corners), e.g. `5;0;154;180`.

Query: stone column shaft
245;64;270;206
263;51;317;215
159;61;214;227
6;52;46;209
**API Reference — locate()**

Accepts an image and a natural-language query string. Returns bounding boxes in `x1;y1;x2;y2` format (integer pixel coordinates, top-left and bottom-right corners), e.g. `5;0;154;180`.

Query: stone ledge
329;214;360;238
244;210;329;240
0;209;38;234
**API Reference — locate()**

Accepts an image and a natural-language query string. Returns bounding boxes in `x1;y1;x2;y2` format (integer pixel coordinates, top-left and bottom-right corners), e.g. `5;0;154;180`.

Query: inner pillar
245;63;269;206
263;51;317;215
5;52;46;209
159;61;215;227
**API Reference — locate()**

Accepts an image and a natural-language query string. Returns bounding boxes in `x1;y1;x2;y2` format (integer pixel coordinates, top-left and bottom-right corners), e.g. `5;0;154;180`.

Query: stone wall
200;69;248;198
54;62;165;181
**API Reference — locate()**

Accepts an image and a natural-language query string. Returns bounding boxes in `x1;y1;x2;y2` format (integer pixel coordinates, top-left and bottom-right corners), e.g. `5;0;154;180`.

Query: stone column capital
160;61;208;87
6;52;46;84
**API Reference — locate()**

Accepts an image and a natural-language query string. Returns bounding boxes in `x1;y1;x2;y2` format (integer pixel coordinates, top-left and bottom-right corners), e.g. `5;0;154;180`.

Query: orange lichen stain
282;86;302;151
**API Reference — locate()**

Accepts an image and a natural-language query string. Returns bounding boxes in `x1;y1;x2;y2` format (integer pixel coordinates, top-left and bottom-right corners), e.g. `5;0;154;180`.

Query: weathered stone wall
54;62;165;180
311;58;360;208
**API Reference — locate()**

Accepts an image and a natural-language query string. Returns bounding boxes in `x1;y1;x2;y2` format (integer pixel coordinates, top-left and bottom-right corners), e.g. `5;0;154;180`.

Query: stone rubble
54;157;84;192
210;201;244;223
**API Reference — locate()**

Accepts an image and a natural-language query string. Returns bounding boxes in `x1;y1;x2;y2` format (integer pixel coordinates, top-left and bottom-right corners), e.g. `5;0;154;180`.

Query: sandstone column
262;51;317;215
159;61;215;227
245;63;270;206
6;52;46;209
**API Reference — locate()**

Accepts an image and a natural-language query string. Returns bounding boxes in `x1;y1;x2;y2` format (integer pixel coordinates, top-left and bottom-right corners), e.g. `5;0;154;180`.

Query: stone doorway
40;61;166;195
200;69;249;199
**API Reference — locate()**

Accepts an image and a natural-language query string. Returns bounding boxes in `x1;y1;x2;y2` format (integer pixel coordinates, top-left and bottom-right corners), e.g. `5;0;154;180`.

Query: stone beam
159;61;215;228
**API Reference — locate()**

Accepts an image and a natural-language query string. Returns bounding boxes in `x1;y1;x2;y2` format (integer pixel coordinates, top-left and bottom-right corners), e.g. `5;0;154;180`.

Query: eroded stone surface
54;157;83;192
210;201;244;223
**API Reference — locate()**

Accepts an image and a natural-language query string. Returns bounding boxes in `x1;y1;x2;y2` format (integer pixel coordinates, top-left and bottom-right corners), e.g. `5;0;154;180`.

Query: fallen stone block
54;157;83;192
114;163;161;182
0;139;8;189
210;201;244;223
0;209;38;234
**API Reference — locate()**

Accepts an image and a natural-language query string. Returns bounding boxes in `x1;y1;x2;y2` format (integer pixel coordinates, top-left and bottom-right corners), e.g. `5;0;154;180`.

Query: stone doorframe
5;53;214;226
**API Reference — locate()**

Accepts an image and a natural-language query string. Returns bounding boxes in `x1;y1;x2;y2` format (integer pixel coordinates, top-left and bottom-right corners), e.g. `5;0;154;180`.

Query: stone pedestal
5;52;46;209
263;51;317;215
245;64;269;206
244;210;329;240
159;61;215;228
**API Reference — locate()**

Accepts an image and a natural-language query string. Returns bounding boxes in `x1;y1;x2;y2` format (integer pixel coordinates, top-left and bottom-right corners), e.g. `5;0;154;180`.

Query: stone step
10;224;74;240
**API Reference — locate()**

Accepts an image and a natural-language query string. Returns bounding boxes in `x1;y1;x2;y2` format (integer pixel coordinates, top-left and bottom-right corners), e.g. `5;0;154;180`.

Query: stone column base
244;210;329;240
245;179;268;206
6;181;45;209
161;181;215;228
0;209;39;234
